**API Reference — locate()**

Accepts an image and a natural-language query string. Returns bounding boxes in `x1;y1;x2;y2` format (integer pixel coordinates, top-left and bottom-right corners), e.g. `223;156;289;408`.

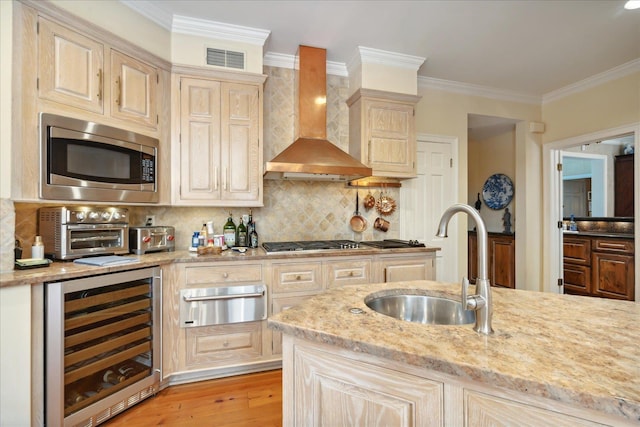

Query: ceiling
125;0;639;98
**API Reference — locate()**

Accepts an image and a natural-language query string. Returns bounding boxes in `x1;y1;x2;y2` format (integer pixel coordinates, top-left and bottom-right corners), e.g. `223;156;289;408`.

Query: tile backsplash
12;65;400;257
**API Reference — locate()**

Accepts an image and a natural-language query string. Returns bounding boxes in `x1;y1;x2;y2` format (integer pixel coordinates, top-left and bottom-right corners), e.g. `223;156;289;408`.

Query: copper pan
350;191;368;233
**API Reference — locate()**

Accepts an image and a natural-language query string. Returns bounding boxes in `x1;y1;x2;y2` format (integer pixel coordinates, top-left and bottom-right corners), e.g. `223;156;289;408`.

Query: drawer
185;321;262;367
562;237;591;265
185;264;263;285
592;238;634;254
563;264;591;295
272;261;323;293
324;259;372;288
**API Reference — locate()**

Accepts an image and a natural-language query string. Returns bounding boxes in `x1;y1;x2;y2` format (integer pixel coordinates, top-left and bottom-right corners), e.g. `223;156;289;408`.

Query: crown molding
418;76;542;105
172;16;270;46
542;58;640;104
120;0;173;30
347;46;426;74
264;52;348;77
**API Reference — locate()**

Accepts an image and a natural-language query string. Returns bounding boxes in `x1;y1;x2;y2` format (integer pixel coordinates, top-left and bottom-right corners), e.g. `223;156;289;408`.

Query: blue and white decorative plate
482;174;514;210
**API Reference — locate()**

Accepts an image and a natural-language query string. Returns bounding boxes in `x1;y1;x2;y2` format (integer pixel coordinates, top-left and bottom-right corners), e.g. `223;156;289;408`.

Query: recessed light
624;0;640;10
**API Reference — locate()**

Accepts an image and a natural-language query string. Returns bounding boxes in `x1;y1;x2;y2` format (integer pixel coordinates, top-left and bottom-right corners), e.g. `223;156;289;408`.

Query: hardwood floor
103;369;282;427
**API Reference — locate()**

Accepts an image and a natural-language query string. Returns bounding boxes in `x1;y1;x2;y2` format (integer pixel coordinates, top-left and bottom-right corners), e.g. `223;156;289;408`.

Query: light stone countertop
268;281;640;422
0;246;438;288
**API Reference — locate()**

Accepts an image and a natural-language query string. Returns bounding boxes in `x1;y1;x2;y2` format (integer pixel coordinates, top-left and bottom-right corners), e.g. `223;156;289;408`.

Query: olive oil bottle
223;212;236;248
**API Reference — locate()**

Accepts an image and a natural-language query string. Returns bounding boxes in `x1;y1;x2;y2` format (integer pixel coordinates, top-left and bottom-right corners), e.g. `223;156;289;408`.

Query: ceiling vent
206;48;245;70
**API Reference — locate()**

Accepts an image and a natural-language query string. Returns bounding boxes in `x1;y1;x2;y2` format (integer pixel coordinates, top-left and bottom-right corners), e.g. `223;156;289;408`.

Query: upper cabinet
37;16;105;114
38;16;159;130
110;50;158;128
347;89;421;178
173;70;265;206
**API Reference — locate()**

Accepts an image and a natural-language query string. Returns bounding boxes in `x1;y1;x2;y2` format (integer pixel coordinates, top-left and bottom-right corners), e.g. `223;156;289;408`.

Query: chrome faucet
436;203;493;335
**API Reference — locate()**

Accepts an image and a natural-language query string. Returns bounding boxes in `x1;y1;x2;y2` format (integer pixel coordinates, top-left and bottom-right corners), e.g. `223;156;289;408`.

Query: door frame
542;122;639;299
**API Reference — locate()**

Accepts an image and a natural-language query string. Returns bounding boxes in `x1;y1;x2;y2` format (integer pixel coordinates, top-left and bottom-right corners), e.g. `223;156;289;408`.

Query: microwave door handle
183;291;264;302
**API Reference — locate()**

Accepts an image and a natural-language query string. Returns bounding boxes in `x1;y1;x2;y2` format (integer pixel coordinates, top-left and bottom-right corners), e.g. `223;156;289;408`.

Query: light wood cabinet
468;232;516;288
174;73;264;206
283;337;620;427
38;17;158;129
161;262;270;379
324;259;373;288
288;339;443;427
38;16;105;114
110;50;158;128
347;88;421;178
378;254;434;282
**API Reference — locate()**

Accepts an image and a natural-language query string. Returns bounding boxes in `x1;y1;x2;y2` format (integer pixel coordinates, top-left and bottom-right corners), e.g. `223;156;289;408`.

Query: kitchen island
268;281;639;426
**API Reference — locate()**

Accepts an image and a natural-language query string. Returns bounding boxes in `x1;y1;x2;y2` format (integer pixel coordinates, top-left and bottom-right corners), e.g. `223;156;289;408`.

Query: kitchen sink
365;292;475;325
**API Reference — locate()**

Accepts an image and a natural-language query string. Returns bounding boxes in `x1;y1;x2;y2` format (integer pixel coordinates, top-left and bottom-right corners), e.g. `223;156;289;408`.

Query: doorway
543;124;639;300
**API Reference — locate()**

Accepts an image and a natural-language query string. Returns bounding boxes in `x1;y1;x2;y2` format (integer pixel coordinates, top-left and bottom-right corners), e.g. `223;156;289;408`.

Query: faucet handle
461;276;470;308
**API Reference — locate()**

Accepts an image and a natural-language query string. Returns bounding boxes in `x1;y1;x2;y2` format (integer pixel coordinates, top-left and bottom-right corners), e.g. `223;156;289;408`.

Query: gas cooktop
261;239;425;253
262;240;360;253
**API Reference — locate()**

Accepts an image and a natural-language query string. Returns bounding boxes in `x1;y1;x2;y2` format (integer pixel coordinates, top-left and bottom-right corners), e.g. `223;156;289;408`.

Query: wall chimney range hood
264;46;372;181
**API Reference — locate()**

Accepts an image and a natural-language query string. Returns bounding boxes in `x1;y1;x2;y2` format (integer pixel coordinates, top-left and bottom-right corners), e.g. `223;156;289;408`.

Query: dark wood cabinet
614;154;634;217
468;232;515;288
563;235;634;301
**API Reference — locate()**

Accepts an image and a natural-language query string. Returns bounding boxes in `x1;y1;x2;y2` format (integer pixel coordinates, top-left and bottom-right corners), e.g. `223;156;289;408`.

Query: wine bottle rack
56;276;155;416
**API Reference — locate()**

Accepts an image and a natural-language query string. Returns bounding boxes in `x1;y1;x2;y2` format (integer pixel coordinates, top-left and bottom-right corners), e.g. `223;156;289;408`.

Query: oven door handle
183;291;264;302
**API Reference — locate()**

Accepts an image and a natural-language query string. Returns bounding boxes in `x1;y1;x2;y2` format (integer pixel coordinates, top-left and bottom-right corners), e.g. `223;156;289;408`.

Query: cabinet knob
223;272;229;278
223;341;229;348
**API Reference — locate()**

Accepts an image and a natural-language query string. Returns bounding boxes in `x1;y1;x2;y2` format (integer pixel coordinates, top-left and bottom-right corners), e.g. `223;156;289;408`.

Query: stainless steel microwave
40;113;159;203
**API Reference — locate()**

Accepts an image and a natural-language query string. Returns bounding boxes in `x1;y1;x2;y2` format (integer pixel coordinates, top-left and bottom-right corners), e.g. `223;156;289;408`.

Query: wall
414;86;542;290
468;128;516;233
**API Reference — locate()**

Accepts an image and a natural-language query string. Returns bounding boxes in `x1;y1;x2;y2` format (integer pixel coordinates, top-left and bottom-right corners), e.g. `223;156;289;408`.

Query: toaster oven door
62;224;129;259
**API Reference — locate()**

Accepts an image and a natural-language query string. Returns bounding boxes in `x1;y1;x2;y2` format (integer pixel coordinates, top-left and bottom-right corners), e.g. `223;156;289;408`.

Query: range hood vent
264;46;372;181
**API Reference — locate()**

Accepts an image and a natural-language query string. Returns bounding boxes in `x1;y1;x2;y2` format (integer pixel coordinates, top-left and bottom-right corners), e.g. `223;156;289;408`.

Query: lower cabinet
468;232;516;288
563;235;634;300
378;254;435;282
283;337;622;427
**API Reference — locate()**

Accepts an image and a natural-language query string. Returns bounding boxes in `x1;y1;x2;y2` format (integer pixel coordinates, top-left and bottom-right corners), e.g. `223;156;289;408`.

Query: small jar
32;236;44;259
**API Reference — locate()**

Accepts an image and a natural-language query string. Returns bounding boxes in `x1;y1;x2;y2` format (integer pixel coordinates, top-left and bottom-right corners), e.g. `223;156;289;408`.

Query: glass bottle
223;212;236;248
247;209;254;236
236;218;247;247
249;220;259;249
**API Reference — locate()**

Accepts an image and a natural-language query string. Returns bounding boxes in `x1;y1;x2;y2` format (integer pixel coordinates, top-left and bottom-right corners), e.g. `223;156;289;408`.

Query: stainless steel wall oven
45;267;161;426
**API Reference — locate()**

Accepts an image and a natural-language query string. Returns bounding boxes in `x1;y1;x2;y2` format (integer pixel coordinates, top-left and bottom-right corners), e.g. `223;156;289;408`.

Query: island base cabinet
284;338;443;427
282;336;632;427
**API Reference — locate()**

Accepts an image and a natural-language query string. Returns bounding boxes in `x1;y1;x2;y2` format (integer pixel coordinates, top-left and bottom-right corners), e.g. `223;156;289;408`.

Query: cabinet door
614;154;634;217
380;255;434;282
38;16;104;113
221;83;261;202
110;50;157;128
563;264;591;296
468;233;478;283
490;237;515;288
271;295;316;355
179;78;222;201
592;252;635;300
291;342;443;427
465;390;606;427
364;100;416;177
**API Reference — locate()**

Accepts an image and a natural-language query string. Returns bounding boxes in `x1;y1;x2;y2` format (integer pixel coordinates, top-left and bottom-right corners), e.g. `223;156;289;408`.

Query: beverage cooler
45;267;161;426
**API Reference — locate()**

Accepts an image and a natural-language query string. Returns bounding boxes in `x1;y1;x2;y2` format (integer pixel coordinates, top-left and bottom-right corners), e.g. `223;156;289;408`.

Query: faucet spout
436;203;493;335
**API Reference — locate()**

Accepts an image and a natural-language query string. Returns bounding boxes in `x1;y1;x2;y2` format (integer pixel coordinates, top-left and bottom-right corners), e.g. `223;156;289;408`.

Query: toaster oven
129;226;175;255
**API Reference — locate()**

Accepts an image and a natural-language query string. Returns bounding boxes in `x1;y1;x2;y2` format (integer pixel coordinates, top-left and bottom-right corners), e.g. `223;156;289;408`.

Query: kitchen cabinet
15;3;171;203
109;50;158;128
614;154;634;217
347;88;421;178
38;17;158;129
161;261;273;381
468;232;516;288
282;336;615;427
173;71;265;206
37;16;104;114
377;254;434;282
563;234;634;300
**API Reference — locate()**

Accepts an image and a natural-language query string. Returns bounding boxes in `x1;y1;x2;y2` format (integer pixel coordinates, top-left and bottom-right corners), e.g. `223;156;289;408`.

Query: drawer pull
599;243;626;250
349;271;354;277
183;291;264;302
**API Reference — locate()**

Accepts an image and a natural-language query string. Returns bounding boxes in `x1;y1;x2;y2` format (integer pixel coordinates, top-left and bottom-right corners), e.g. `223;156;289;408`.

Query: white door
400;135;456;282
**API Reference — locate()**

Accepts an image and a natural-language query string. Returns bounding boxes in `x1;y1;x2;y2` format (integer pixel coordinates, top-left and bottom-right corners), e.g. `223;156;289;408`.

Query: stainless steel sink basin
365;293;475;325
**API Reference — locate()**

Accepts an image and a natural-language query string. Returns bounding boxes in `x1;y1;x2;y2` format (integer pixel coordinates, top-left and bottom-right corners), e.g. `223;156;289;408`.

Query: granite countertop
268;281;640;422
563;230;635;239
0;245;439;288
